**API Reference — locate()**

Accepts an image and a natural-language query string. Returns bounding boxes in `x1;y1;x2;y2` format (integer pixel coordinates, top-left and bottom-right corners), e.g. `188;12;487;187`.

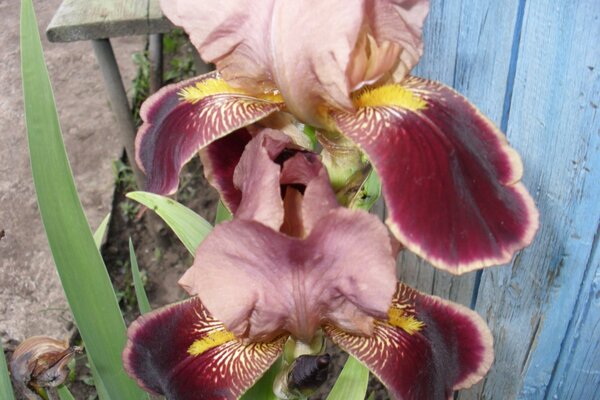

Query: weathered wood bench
46;0;174;187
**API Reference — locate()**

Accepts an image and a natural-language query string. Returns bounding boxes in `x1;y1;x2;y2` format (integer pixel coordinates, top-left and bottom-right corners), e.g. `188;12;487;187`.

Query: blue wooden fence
398;0;599;398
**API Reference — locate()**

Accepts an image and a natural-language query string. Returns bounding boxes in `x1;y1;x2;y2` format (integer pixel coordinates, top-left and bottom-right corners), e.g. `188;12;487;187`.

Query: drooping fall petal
123;297;286;400
332;77;539;273
324;283;493;400
179;208;397;343
135;71;284;194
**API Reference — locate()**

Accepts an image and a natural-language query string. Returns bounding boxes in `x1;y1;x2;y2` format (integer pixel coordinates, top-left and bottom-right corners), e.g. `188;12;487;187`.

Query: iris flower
136;0;538;274
124;131;493;400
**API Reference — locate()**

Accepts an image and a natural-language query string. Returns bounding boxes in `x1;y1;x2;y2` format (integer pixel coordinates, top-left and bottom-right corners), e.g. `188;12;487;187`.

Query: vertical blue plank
470;0;600;398
521;1;600;396
547;247;600;399
401;0;522;313
401;1;529;397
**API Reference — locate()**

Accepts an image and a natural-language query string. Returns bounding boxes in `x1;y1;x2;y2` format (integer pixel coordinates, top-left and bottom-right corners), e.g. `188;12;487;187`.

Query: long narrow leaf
20;1;147;398
88;221;115;400
93;213;111;249
57;385;76;400
127;191;212;255
0;347;15;400
87;359;110;400
326;356;369;400
129;238;152;314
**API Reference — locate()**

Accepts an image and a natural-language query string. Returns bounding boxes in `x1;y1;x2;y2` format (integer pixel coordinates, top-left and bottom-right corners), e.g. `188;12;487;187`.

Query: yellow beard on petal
387;306;425;335
352;84;427;111
187;329;237;356
179;78;284;104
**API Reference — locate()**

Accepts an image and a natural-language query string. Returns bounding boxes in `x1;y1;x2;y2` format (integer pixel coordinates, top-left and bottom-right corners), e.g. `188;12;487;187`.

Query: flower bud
274;354;331;399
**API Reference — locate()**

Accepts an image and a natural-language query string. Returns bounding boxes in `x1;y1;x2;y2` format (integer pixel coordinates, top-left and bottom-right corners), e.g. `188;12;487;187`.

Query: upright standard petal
364;0;429;82
325;283;494;400
123;297;286;400
179;208;397;343
269;0;365;126
232;129;291;230
135;71;283;195
332;77;539;273
279;152;339;234
160;0;277;92
201;129;338;232
160;1;429;128
348;0;429;90
161;0;365;127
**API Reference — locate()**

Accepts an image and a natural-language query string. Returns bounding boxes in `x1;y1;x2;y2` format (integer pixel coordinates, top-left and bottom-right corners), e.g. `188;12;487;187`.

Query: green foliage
303;124;318;150
326;356;369;400
127;191;212;255
20;1;147;398
129;239;152;314
348;168;382;211
0;346;15;400
57;385;76;400
112;159;137;191
163;29;196;83
93;213;111;249
131;50;150;126
119;200;140;222
215;200;233;224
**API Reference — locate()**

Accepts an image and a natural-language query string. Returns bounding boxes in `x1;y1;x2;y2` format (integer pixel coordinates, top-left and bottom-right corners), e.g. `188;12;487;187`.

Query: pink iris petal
135;71;283;195
160;0;429;127
268;0;364;125
325;283;494;400
332;78;539;273
160;0;277;93
180;132;396;341
123;297;286;400
365;0;430;83
179;209;397;342
231;129;291;230
201;129;338;232
279;153;339;234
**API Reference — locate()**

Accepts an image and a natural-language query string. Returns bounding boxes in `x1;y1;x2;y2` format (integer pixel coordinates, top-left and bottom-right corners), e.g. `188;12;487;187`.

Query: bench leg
149;34;163;94
91;38;146;189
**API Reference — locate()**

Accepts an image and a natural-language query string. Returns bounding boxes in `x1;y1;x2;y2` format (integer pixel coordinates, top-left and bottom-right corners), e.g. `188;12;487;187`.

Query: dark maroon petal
135;71;284;195
325;283;494;400
332;77;539;273
123;297;286;400
199;129;252;213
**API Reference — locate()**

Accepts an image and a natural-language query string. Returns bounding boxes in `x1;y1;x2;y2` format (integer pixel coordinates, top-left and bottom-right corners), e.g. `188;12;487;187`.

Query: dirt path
0;0;144;343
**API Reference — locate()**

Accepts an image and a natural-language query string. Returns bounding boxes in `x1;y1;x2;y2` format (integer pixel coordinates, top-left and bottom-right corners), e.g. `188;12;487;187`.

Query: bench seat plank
47;0;173;42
